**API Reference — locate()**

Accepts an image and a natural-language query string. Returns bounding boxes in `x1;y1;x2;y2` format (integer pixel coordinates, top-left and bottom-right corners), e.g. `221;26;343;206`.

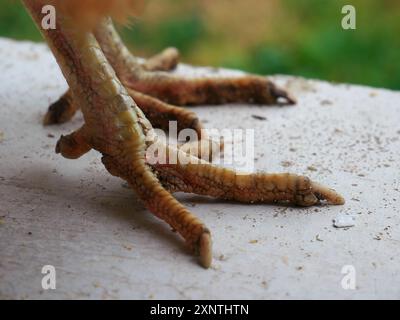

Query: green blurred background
1;0;399;89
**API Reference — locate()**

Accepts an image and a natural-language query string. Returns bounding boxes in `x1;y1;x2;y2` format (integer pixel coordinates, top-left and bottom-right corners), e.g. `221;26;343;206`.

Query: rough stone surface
0;38;399;299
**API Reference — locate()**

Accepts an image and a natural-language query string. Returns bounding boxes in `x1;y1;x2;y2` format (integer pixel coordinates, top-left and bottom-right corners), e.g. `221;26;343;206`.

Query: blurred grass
0;0;399;89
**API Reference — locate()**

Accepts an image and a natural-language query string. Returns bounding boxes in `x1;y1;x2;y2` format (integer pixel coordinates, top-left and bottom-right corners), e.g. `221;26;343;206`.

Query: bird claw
295;180;345;207
269;81;297;105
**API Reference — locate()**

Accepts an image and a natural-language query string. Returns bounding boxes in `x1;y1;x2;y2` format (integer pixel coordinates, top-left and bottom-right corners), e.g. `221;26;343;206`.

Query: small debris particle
122;244;133;251
316;234;323;242
0;218;4;225
334;128;343;134
47;133;55;138
121;182;130;189
369;92;378;97
211;264;221;271
373;235;382;241
296;266;304;271
307;166;318;172
333;215;355;228
28;232;32;235
289;148;297;152
251;115;267;121
249;240;258;244
320;100;333;106
281;161;293;168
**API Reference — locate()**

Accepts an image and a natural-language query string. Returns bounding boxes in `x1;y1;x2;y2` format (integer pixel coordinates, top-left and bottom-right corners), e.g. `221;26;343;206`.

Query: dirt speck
122;244;133;251
218;254;227;261
369;92;378;98
251;115;267;121
334;128;343;134
320;100;333;106
121;182;130;189
281;161;294;168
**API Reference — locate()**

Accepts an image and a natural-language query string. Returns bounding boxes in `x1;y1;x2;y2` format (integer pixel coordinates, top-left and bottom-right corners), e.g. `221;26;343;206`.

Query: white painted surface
0;38;399;299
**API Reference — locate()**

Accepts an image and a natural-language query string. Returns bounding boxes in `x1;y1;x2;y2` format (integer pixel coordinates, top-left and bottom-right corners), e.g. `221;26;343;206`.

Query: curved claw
197;230;212;269
269;82;297;105
43;91;77;125
294;177;345;207
311;182;345;205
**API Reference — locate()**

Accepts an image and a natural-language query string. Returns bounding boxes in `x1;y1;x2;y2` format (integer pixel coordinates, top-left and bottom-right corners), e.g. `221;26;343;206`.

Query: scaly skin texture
43;45;181;125
43;19;295;126
97;19;296;106
23;0;344;268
